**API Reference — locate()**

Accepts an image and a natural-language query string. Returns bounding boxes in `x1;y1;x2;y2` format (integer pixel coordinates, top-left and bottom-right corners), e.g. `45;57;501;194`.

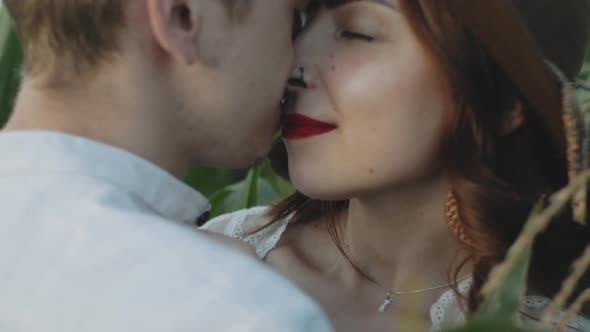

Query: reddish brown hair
267;0;590;314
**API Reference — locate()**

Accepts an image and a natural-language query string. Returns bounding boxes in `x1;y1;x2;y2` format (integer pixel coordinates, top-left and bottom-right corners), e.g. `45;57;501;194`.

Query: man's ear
146;0;201;65
501;101;525;136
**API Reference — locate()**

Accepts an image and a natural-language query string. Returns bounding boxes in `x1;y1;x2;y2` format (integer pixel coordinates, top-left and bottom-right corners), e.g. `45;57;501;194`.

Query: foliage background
1;4;590;331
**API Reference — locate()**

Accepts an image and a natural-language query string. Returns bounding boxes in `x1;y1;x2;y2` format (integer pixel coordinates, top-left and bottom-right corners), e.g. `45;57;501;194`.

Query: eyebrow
368;0;399;11
318;0;400;13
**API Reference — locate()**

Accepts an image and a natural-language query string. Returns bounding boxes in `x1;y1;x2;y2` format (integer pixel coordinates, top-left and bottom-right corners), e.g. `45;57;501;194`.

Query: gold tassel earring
444;191;475;246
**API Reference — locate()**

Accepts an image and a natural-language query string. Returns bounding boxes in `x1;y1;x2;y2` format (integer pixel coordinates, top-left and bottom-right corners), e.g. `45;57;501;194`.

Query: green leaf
207;164;288;218
208;189;234;218
474;201;545;323
475;245;532;321
184;167;245;197
259;159;294;197
0;7;23;127
234;166;259;209
580;54;590;81
207;167;292;218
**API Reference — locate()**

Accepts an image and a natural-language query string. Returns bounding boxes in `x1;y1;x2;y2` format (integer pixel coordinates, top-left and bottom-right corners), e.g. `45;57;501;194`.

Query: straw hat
513;0;590;79
447;0;590;223
447;0;590;151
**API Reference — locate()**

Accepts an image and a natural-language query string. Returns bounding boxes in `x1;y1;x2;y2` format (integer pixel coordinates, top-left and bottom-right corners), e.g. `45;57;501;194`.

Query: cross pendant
379;293;393;313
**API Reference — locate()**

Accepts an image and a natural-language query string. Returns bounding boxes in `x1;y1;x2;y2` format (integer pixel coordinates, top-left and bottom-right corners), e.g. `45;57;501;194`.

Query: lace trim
429;277;471;332
429;278;590;332
242;214;292;259
223;206;268;241
521;296;590;331
258;220;291;259
213;206;292;260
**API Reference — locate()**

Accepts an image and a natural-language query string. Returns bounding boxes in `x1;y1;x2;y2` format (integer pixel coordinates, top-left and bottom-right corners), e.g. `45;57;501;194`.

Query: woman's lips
282;113;337;139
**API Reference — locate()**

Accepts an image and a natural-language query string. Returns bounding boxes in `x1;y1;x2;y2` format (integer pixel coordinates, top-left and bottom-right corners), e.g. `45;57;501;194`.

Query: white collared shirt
0;131;332;332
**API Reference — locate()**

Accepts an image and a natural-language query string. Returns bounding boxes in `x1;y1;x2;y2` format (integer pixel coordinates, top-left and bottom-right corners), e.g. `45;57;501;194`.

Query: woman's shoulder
430;278;590;331
519;295;590;331
200;206;293;259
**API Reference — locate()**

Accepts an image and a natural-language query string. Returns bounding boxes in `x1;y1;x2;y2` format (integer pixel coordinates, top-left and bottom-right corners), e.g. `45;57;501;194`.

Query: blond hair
4;0;125;77
4;0;252;79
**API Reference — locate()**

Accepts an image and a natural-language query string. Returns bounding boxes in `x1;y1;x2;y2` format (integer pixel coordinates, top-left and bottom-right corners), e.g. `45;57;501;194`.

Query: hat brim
447;0;566;151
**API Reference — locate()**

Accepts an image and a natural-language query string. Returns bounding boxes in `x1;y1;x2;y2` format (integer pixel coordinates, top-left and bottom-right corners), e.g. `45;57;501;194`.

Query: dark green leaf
475;246;532;321
474;201;545;323
184;167;245;197
259;160;294;197
0;8;23;127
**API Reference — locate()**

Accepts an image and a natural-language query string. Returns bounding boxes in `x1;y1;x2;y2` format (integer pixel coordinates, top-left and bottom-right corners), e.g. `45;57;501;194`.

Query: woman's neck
340;175;468;291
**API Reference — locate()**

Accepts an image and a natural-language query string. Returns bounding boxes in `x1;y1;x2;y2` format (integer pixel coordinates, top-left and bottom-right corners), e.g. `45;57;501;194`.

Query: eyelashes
293;10;313;40
293;10;304;40
292;4;376;43
339;30;374;42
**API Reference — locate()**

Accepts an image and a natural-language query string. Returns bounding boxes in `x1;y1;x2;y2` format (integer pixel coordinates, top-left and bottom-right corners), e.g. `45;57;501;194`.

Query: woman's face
282;0;451;200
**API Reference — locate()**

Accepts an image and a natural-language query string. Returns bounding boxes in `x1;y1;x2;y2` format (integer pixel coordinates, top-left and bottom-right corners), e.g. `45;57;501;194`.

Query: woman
203;0;590;330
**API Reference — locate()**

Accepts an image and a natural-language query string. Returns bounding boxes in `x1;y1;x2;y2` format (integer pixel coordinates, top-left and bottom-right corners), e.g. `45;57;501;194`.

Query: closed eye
340;30;374;41
292;10;304;40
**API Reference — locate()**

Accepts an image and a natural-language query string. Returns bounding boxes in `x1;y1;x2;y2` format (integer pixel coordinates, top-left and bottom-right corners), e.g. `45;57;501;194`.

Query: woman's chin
291;176;354;201
288;162;359;200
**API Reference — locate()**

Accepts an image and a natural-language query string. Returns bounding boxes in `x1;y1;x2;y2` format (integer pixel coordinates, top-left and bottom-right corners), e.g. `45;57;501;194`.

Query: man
0;1;331;331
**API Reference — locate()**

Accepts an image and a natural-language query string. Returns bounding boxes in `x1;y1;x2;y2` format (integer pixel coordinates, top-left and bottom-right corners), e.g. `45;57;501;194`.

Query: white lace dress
202;206;590;332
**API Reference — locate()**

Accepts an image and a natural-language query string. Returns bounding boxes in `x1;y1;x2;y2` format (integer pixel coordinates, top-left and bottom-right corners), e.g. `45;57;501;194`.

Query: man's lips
282;113;337;139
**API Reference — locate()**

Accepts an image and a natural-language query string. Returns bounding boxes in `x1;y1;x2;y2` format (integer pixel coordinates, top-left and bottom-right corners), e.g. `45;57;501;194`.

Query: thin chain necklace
333;240;472;313
376;274;472;313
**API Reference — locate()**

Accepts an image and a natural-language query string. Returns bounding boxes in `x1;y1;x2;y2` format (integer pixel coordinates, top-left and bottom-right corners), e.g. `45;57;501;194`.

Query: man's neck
4;74;190;178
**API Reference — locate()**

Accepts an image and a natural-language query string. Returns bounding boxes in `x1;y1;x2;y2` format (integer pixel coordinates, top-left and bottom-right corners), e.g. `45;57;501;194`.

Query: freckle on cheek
369;168;375;174
330;64;336;71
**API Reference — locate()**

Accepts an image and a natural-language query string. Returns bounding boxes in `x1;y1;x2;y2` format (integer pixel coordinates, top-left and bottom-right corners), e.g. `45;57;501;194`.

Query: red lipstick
282;113;337;140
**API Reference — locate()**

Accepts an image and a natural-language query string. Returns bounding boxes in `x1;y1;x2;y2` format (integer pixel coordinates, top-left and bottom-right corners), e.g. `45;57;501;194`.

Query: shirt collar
0;130;210;224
